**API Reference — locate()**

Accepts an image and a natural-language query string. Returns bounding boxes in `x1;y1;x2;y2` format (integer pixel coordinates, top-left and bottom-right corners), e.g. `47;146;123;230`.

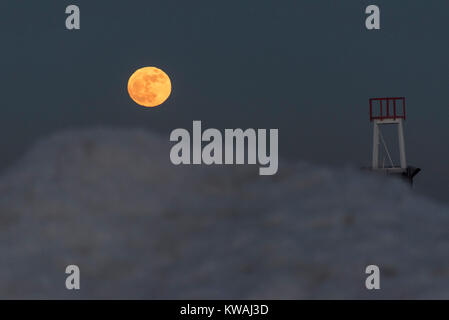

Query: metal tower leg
372;121;379;169
398;119;407;169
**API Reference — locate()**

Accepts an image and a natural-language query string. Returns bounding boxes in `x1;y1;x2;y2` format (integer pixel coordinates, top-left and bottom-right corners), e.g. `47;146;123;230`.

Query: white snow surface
0;128;448;299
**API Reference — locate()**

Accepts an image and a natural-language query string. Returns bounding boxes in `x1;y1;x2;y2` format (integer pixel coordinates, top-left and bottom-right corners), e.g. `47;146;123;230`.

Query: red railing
369;97;406;121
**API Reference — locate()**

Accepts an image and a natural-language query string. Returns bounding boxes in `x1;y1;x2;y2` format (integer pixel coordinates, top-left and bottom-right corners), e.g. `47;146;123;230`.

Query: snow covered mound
0;128;448;299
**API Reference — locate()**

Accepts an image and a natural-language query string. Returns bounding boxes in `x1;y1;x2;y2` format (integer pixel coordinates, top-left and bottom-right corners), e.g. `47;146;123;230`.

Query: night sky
0;1;448;202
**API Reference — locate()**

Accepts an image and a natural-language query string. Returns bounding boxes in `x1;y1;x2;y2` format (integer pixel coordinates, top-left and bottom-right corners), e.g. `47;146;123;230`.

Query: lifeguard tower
369;97;420;184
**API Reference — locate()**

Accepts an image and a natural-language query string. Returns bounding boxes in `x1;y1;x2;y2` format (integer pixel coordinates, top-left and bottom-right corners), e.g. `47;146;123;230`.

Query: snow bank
0;128;447;299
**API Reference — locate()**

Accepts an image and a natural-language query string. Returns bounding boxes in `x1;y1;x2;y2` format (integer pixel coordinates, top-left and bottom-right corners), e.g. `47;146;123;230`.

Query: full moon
127;67;172;107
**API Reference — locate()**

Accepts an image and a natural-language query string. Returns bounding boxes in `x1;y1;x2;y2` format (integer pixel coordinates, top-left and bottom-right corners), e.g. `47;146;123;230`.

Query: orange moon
127;67;172;107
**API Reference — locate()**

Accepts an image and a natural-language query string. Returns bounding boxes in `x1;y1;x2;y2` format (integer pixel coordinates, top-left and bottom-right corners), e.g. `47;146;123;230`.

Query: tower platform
362;165;421;185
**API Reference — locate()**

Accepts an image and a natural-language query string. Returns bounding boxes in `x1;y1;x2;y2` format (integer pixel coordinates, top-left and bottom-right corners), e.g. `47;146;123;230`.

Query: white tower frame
372;118;407;171
370;97;407;173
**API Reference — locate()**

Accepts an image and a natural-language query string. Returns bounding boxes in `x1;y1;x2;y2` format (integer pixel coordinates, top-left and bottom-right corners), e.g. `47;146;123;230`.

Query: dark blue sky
0;1;448;202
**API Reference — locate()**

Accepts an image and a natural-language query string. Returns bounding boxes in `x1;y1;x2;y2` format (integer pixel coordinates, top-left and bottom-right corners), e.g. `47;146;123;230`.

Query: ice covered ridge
0;128;447;299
